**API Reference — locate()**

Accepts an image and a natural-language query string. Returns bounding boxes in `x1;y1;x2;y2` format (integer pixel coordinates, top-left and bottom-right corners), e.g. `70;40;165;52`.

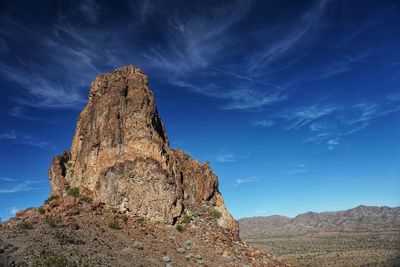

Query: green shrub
46;217;60;228
108;220;121;230
182;212;192;224
67;187;80;197
176;224;185;233
138;217;145;225
18;220;34;229
80;196;93;204
44;195;59;204
54;230;76;244
38;207;46;214
37;254;77;267
211;209;222;219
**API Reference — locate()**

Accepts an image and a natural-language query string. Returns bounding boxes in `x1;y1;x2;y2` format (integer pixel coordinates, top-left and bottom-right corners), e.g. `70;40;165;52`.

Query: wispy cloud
0;0;392;117
283;95;400;150
251;119;275;128
7;207;18;216
0;180;42;194
79;0;100;25
0;177;16;182
216;153;242;163
285;164;310;175
327;138;340;151
279;104;338;130
146;0;251;75
234;176;259;186
248;0;330;74
0;131;49;149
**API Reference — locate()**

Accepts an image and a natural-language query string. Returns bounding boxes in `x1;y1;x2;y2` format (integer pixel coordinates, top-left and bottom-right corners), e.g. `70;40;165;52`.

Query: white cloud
0;182;33;194
8;207;18;215
234;176;259;186
280;104;338;130
216;153;240;163
327;138;340;150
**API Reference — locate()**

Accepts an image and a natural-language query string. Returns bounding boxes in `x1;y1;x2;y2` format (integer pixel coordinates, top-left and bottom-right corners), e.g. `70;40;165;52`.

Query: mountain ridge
239;205;400;239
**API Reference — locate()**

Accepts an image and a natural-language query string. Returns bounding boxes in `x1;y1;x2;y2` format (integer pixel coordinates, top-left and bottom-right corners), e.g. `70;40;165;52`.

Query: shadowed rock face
48;65;238;236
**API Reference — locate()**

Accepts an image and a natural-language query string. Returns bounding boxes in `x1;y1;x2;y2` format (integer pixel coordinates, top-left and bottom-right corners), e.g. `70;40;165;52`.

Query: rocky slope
0;65;288;267
239;205;400;238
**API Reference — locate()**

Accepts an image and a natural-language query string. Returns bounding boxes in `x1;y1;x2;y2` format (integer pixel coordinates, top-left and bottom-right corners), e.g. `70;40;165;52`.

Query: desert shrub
70;205;82;213
108;220;121;230
67;187;80;197
38;207;46;214
211;209;222;219
46;217;61;228
26;207;34;210
45;195;59;204
182;212;192;224
37;254;77;267
18;220;33;229
54;230;76;244
138;217;145;225
176;224;185;233
80;195;92;204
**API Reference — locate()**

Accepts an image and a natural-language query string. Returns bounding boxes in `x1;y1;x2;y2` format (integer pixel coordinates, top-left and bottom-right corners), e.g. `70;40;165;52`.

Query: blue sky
0;0;399;221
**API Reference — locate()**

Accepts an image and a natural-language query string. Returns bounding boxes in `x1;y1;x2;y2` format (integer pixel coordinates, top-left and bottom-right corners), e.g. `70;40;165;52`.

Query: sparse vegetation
54;230;77;244
38;206;46;214
80;195;93;204
176;224;185;233
36;254;77;267
182;212;192;224
45;195;59;204
108;220;121;230
138;217;145;225
211;209;222;219
71;205;82;213
18;220;33;229
46;217;61;228
67;187;80;197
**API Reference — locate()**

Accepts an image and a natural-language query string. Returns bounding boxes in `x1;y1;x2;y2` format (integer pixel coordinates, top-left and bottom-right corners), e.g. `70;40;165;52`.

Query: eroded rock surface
49;65;238;236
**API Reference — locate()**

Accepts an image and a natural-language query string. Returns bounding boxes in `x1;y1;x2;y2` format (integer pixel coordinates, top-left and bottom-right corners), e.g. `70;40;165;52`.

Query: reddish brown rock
48;65;238;236
15;210;26;218
60;196;78;210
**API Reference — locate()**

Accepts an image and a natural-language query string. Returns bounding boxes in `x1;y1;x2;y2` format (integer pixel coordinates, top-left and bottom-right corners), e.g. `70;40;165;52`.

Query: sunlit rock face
48;65;238;236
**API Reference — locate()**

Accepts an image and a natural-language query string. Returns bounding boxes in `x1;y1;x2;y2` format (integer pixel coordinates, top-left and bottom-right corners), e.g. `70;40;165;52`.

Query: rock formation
48;65;238;236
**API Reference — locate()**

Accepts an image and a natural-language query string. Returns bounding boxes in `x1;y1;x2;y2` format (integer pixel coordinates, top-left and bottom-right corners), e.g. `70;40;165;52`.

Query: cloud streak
0;131;49;149
280;95;400;150
234;176;259;186
215;153;242;163
0;180;42;194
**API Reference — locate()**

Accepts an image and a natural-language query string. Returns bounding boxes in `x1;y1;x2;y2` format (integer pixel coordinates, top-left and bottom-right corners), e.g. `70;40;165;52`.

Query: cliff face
48;65;237;235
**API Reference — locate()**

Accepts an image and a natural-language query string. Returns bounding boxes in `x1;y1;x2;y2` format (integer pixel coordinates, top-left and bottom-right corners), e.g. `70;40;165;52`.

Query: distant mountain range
239;205;400;238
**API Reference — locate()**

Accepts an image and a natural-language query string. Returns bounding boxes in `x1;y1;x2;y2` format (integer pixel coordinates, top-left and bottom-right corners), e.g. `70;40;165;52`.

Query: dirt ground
243;231;400;267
